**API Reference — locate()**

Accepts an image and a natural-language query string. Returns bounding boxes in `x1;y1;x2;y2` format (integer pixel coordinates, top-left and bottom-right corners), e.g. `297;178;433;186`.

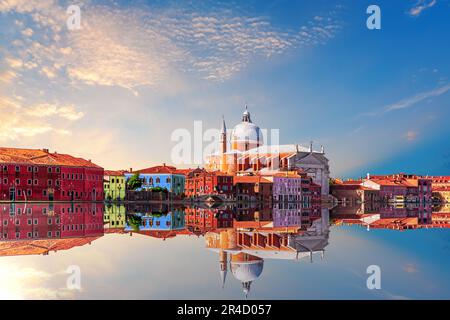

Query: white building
205;107;331;195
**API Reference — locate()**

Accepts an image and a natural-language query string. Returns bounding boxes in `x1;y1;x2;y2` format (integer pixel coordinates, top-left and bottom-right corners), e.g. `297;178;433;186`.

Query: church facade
205;107;331;195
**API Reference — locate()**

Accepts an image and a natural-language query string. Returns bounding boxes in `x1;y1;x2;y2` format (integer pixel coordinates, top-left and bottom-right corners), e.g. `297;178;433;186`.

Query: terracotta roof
233;176;272;184
332;184;374;190
134;165;179;174
104;170;126;176
0;147;102;169
173;168;196;175
0;236;101;257
367;178;409;187
341;180;363;185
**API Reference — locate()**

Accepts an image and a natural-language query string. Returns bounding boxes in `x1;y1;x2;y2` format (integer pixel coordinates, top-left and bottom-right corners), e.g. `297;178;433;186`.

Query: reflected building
124;204;186;240
0;203;104;256
185;206;234;236
205;205;330;298
104;204;126;233
330;203;443;230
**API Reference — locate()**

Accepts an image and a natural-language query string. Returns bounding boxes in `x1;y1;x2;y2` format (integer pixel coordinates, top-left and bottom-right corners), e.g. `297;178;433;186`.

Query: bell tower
220;116;228;172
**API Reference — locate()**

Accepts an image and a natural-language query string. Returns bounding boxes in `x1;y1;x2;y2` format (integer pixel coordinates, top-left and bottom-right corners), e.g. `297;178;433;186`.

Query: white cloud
1;1;343;89
0;96;83;140
25;103;84;120
405;130;419;141
384;84;450;112
21;27;33;37
408;0;437;17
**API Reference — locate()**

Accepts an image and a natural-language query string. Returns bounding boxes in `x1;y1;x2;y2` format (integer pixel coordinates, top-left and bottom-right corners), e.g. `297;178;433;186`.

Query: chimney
367;173;370;180
163;163;166;167
42;148;49;153
129;168;133;173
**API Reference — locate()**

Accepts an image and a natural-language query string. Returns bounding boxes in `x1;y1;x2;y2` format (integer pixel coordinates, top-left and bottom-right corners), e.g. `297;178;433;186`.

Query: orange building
233;176;272;202
184;169;234;199
431;176;450;203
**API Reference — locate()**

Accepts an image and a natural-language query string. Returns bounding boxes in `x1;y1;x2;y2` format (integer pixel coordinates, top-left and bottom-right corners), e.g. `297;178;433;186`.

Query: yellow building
104;170;126;201
104;204;126;230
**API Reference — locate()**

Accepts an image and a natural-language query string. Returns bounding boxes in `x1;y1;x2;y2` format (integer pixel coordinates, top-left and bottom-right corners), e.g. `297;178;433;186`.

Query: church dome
231;106;263;152
230;253;264;283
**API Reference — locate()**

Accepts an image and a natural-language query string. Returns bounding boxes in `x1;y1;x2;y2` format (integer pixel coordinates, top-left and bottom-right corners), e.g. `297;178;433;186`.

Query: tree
127;214;142;231
127;173;142;190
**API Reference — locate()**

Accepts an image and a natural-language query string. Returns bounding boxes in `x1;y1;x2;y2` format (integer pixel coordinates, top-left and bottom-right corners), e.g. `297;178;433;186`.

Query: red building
185;169;234;199
0;203;104;243
431;176;450;203
234;176;272;202
364;174;432;203
184;207;234;235
0;147;104;202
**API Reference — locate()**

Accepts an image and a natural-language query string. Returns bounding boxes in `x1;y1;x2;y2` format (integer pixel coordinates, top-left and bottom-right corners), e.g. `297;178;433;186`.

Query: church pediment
295;153;327;166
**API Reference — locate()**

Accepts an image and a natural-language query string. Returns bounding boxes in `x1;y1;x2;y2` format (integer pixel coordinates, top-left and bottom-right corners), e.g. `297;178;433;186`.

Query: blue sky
0;0;449;177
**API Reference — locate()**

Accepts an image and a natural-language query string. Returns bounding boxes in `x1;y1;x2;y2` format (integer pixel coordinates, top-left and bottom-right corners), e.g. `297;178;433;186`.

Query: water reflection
331;203;449;230
0;202;449;298
0;203;103;256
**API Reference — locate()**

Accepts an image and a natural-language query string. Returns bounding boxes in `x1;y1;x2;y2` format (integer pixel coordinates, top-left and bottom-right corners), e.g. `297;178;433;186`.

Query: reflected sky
0;202;449;299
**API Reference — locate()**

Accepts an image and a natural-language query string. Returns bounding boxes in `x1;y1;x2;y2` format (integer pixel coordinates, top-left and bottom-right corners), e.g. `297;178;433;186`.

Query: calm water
1;202;450;300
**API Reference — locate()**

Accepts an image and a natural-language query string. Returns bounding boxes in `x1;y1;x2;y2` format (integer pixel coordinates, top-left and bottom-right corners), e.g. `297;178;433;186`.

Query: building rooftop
0;147;102;169
104;170;126;176
233;176;272;185
132;164;181;175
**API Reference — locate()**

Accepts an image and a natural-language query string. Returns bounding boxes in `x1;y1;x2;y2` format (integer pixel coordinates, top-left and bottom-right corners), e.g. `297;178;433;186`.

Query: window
27;166;32;172
33;167;38;172
3;178;7;184
27;179;32;185
34;179;38;185
15;179;20;185
43;190;47;196
15;166;20;172
48;180;52;186
56;168;60;173
48;167;52;173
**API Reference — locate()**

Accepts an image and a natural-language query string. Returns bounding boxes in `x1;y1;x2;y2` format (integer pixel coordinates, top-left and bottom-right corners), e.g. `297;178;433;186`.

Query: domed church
230;106;264;152
205;106;331;195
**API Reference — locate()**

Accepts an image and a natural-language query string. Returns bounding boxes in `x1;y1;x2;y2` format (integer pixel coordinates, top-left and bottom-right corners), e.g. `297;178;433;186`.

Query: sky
0;0;449;178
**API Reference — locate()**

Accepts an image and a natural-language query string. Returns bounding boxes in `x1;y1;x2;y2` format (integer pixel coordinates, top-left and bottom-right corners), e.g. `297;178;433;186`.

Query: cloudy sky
1;0;449;177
